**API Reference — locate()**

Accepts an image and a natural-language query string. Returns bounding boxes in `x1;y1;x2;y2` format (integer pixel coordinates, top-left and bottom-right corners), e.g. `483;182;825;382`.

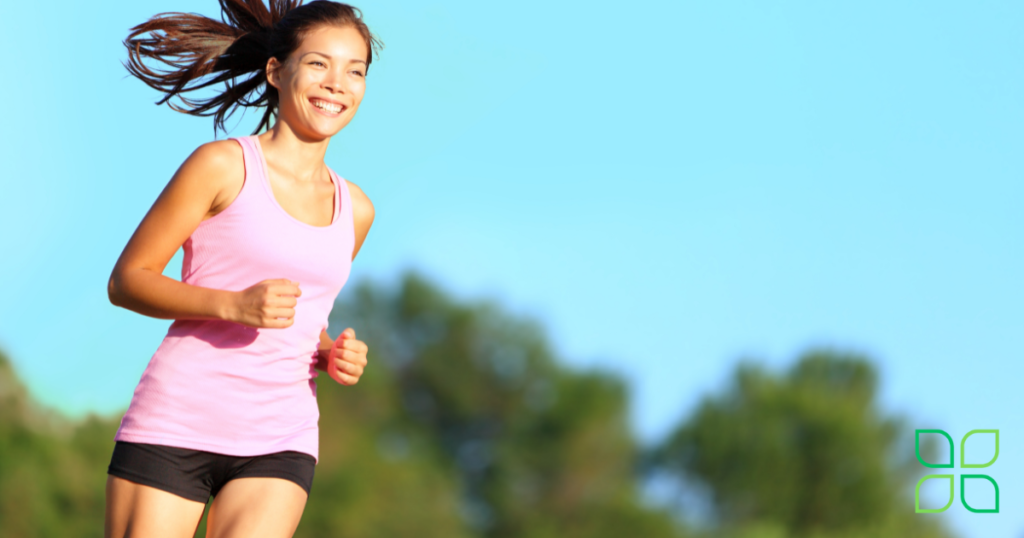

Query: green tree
298;340;474;538
326;273;684;538
0;350;120;538
653;350;953;538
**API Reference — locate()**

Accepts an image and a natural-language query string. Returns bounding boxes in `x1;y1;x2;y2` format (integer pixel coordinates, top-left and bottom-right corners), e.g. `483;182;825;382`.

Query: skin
105;25;374;538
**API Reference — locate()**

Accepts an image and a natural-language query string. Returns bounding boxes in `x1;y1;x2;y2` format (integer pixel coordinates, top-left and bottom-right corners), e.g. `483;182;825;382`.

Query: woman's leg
105;475;208;538
204;477;308;538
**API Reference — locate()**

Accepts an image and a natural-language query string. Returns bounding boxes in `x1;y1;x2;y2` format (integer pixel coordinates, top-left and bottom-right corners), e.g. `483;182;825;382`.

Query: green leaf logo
915;429;954;468
914;428;1000;514
961;474;999;513
915;474;955;513
960;429;999;468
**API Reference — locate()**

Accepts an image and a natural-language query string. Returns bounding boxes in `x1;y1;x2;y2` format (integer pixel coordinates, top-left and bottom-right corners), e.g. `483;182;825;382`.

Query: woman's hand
229;279;302;328
326;328;368;385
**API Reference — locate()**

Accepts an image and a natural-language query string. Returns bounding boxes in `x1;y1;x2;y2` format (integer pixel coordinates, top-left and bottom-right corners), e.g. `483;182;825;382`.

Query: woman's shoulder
344;180;375;223
172;139;246;215
341;179;374;258
173;139;244;182
344;180;371;203
185;139;245;173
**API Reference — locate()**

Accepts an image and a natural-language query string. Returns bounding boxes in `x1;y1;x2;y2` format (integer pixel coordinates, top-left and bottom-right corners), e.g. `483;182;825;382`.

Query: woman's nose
322;71;347;94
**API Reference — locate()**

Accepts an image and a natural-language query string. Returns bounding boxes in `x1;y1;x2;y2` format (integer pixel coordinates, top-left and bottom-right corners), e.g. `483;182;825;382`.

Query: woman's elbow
107;271;125;307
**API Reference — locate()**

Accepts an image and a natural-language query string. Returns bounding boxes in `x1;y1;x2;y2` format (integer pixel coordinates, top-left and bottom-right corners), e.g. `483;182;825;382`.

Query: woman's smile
309;97;346;116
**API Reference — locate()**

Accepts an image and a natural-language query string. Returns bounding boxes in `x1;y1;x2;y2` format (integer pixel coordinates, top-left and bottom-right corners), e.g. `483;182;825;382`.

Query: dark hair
124;0;382;134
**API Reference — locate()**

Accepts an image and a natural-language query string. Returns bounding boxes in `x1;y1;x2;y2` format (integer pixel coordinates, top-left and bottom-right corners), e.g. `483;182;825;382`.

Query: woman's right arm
107;141;300;329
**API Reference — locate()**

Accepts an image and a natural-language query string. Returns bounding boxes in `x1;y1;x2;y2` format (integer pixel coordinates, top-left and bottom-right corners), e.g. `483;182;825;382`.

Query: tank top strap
326;167;340;223
328;168;340;225
228;136;267;207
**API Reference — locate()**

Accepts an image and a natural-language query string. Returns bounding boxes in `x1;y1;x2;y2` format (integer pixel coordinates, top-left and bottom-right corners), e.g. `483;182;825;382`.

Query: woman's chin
292;122;340;141
304;117;351;139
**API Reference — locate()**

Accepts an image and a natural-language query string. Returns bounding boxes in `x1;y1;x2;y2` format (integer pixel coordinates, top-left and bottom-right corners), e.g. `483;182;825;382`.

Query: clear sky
0;1;1021;536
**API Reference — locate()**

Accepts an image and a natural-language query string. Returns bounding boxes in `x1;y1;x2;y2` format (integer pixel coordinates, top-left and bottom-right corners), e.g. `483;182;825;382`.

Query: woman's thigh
204;477;308;538
105;475;207;538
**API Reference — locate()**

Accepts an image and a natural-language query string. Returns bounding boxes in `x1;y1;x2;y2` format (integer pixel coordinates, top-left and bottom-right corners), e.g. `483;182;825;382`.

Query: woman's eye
351;71;365;77
310;61;326;67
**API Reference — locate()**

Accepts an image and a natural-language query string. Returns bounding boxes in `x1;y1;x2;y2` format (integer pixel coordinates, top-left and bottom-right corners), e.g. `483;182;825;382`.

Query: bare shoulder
344;180;375;260
345;180;375;223
180;140;243;183
175;139;245;215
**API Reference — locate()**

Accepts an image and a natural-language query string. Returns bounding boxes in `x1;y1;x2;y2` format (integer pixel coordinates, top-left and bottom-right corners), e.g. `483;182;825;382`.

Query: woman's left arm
315;181;375;381
348;181;375;261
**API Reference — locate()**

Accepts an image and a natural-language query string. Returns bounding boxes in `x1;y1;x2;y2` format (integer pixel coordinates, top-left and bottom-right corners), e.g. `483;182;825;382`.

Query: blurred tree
326;273;684;538
652;350;954;538
0;350;118;538
298;344;474;538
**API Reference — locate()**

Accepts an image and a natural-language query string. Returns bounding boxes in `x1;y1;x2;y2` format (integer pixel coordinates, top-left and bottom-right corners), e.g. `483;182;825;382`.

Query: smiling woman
105;1;382;537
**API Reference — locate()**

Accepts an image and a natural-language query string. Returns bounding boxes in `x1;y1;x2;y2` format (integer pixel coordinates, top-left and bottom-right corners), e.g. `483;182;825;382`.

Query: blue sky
0;1;1021;535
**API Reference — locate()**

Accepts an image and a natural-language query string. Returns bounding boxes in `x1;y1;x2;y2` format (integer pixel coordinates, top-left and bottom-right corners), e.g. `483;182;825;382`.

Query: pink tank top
115;136;354;462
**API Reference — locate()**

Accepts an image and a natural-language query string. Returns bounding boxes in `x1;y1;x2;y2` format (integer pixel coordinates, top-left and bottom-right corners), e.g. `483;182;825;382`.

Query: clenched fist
327;328;368;385
230;279;302;328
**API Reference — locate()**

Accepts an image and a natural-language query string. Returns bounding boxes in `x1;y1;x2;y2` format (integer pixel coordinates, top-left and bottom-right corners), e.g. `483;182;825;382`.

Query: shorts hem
226;468;314;496
107;467;210;504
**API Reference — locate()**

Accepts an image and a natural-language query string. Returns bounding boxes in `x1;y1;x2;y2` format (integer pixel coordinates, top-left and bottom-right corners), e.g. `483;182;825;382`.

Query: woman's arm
347;180;375;261
107;141;301;328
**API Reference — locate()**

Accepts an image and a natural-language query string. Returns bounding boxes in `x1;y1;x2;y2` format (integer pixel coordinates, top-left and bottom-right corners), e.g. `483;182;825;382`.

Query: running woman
105;1;380;536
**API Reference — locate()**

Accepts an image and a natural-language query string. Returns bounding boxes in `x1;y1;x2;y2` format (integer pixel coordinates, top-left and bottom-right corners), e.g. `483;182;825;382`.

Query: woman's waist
164;316;324;350
148;332;319;384
119;376;320;451
133;365;318;402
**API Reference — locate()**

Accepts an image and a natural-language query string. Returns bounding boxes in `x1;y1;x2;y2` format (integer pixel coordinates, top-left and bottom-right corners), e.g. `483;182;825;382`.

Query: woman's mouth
310;98;344;116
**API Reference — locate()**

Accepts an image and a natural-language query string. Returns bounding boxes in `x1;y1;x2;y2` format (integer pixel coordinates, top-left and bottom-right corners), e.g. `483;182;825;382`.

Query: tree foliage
653;350;953;538
321;273;682;538
0;351;116;537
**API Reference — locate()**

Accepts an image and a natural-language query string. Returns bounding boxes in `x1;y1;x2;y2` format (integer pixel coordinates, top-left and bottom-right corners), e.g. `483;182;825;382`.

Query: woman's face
268;25;369;140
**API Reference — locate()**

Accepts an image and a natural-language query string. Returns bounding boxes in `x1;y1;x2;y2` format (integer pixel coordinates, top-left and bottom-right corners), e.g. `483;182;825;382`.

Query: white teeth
312;99;342;114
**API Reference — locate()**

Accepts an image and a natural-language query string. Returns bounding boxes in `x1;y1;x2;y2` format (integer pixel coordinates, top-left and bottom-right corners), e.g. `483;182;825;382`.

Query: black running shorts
107;441;316;503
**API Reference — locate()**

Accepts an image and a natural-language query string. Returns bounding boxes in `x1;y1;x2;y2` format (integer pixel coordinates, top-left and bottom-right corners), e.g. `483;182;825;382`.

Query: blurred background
0;0;1021;536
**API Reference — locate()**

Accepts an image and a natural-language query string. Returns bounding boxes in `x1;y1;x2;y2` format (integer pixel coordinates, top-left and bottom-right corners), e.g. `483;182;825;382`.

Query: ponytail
124;0;381;135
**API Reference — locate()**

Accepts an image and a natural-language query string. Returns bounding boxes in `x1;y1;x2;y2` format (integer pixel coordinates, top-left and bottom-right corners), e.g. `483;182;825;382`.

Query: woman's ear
266;57;283;89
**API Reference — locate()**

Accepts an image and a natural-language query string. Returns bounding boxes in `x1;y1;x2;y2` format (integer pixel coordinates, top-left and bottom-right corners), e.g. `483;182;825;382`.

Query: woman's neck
258;121;332;182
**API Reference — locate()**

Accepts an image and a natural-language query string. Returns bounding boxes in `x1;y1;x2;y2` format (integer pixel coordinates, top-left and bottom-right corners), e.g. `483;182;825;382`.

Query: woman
105;1;381;536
